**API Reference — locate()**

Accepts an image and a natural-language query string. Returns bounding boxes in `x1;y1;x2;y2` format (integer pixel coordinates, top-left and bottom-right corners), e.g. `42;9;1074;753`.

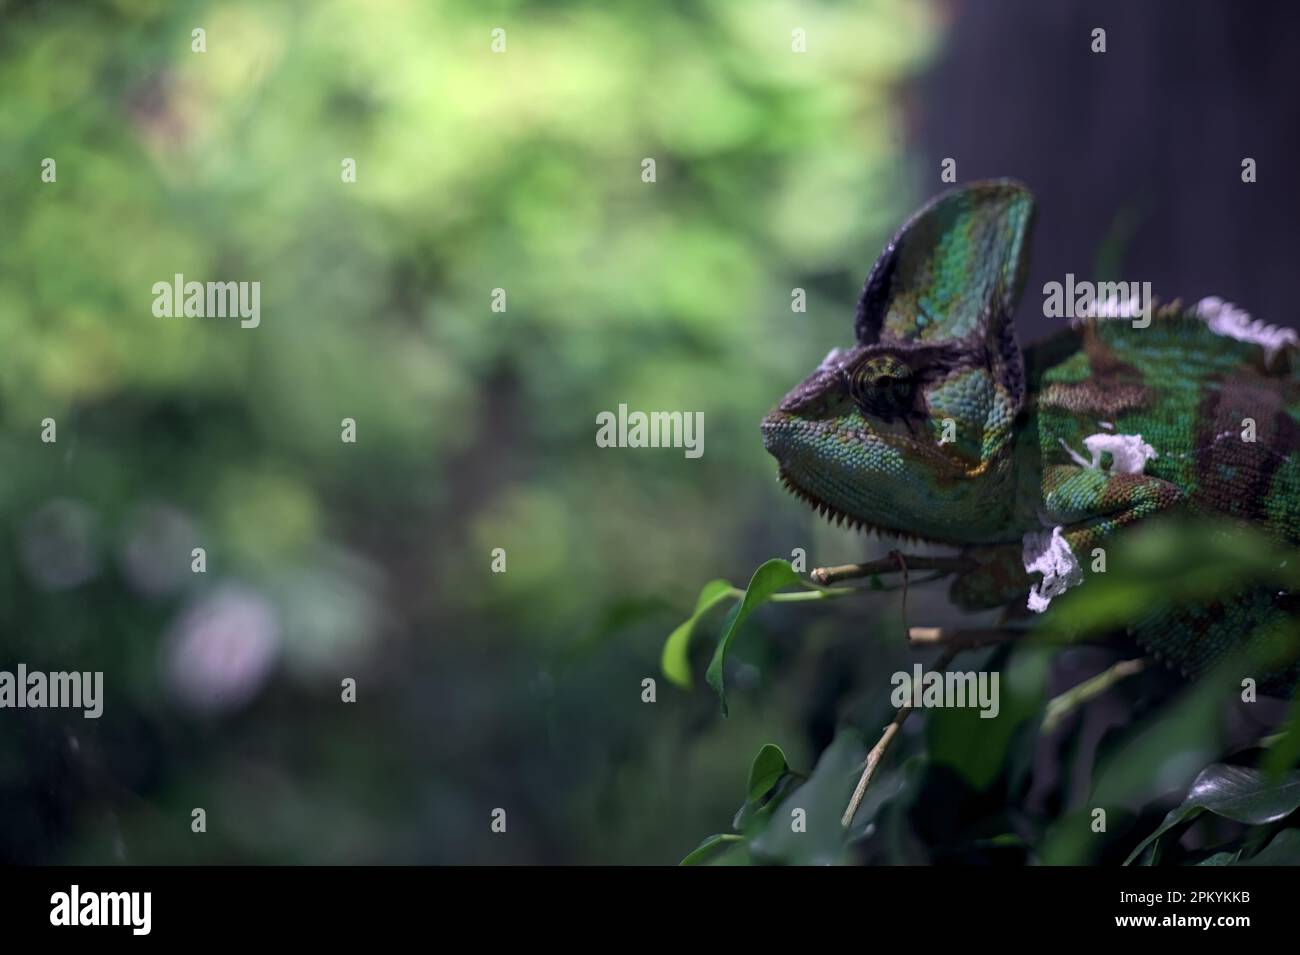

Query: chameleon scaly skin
761;180;1300;691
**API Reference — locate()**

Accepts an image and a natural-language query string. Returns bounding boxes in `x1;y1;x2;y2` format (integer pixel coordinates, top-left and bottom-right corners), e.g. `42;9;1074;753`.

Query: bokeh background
3;0;1299;864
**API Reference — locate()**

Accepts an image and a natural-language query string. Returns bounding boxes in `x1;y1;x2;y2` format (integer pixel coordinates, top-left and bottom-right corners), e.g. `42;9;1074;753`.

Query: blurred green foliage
0;0;943;862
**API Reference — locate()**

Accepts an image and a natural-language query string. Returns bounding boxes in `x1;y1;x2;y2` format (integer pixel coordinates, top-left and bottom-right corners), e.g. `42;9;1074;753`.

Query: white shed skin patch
1023;525;1082;613
1060;433;1157;475
1196;296;1298;364
1075;291;1145;321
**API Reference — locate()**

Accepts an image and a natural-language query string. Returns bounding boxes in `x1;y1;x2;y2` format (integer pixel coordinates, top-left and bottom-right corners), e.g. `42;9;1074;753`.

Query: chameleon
761;179;1300;693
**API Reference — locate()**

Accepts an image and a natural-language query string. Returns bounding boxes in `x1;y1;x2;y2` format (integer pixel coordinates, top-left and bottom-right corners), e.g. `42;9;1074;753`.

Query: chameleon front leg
1039;463;1187;556
1041;466;1297;689
954;464;1187;612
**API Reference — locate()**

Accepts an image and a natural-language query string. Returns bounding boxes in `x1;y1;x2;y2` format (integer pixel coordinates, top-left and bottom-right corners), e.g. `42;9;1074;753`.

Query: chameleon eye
848;354;915;418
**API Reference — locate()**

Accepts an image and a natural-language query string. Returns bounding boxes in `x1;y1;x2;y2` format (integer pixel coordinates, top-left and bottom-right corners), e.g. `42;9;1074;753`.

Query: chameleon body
761;180;1300;691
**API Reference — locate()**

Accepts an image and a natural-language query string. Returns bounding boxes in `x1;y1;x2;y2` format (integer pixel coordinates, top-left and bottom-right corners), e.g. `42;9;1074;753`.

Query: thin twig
892;549;910;636
907;626;1027;650
810;554;974;586
841;646;958;829
1041;657;1150;733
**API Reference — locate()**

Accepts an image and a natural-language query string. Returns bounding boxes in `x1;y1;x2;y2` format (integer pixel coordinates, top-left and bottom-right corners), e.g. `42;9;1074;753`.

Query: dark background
920;0;1300;338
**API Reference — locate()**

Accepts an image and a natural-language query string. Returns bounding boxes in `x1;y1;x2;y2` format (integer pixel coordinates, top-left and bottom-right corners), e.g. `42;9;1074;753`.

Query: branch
842;640;1138;826
907;626;1027;650
811;553;974;586
841;646;958;829
1041;657;1149;733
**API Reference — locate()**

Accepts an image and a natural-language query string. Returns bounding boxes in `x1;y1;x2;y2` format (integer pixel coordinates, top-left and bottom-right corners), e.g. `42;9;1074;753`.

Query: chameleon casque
761;180;1300;693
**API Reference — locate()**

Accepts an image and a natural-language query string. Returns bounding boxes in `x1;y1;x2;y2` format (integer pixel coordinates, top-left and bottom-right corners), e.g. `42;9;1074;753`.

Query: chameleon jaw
776;470;968;547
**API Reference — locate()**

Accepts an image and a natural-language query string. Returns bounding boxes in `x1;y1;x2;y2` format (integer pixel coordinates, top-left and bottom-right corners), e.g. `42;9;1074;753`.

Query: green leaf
1124;764;1300;865
1263;692;1300;779
734;772;802;831
747;729;863;865
1181;765;1300;824
660;578;735;689
746;743;789;803
679;833;743;866
970;833;1029;850
1240;828;1300;865
733;743;803;831
1093;657;1241;812
926;645;1050;791
705;559;803;716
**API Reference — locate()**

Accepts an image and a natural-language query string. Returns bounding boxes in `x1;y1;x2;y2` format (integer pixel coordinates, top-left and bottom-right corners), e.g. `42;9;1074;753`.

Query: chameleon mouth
762;410;979;475
776;469;966;547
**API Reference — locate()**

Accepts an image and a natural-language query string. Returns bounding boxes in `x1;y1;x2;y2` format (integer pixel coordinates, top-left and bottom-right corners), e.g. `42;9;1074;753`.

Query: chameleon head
761;180;1036;544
